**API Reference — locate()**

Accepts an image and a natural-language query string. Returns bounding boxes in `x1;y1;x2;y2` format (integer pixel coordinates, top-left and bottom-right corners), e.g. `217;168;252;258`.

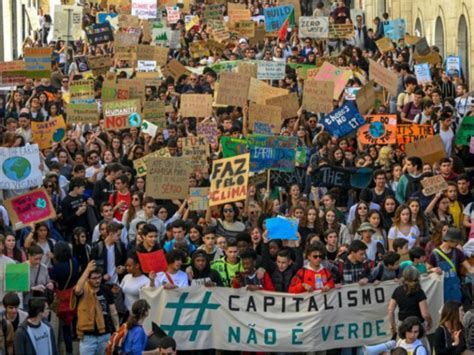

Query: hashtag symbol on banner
161;291;220;341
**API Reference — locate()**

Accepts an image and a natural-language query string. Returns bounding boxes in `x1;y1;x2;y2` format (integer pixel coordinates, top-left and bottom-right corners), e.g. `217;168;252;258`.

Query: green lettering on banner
322;326;331;341
264;329;277;345
334;324;344;340
292;324;304;345
348;323;359;339
247;328;257;344
229;327;240;343
376;320;387;336
363;322;373;338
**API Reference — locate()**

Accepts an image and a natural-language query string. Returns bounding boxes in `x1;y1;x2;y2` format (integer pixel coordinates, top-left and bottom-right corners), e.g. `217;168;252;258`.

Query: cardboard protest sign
248;78;288;104
264;5;294;32
4;188;56;230
182;136;210;171
249;103;282;134
221;137;249;158
203;4;223;21
375;37;394;53
414;51;442;66
115;32;141;46
209;20;230;42
143;101;167;128
134;148;171;177
298;16;328;39
265;93;299;120
103;99;142;131
397;124;434;145
256;61;286;80
189;41;211;59
455;116;474;145
209;154;250;206
238;62;257;78
146;158;191;199
303;80;334;114
69;80;95;104
421;175;449;196
228;6;251;23
248;135;297;172
357;115;397;144
87;55;113;74
405;136;446;165
320;102;365;138
0;61;26;85
66;103;98;124
180;94;213;118
137;250;168;273
312;62;351;100
383;18;406;41
5;263;29;292
197;121;219;145
266;217;298;240
0;145;42;190
368;59;398;96
31;116;66;150
53;5;82;40
132;0;157;19
118;14;140;28
165;59;191;79
85;22;114;45
414;63;432;84
328;23;354;39
279;0;301;20
234;21;255;38
405;35;422;46
215;72;250;107
24;47;52;79
415;37;430;56
356;81;376;114
189;187;210;211
446;56;461;77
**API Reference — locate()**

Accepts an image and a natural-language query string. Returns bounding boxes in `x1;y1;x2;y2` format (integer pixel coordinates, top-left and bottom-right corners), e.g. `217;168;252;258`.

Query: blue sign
265;217;298;240
248;135;297;172
97;12;118;24
264;5;293;32
414;63;432;84
320;102;365;138
446;56;461;77
383;18;406;41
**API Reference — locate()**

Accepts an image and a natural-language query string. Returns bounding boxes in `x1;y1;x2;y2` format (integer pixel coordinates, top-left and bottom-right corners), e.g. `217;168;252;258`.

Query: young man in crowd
211;238;244;287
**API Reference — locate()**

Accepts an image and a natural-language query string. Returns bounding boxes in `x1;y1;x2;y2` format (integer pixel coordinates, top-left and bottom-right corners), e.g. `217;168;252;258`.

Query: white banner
141;274;443;352
299;16;329;39
256;61;286;80
0;145;42;190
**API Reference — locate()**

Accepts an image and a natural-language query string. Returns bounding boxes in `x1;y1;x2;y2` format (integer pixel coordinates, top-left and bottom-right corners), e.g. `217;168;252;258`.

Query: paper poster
303;80;334;114
103;99;142;131
142;120;159;138
137;250;168;273
320;102;365;138
4;188;56;230
180;94;213;118
248;135;297;172
375;37;394;53
249;103;282;134
85;22;114;45
209;154;250;206
455;116;474;145
182;136;210;171
266;217;298;240
66;103;98;124
134;148;172;177
53;5;83;40
263;5;294;32
189;187;210;211
5;263;30;292
446;56;461;77
312;62;351;100
166;6;181;24
31;115;66;150
421;175;449;196
0;61;26;85
197;121;219;145
143;101;167;128
145;158;191;199
248;77;289;105
215;72;250;107
383;18;406;41
357;115;397;144
368;59;398;96
298;16;328;39
265;93;299;120
24;47;52;79
256;61;286;80
132;0;157;19
0;145;42;190
69;80;95;104
414;63;432;84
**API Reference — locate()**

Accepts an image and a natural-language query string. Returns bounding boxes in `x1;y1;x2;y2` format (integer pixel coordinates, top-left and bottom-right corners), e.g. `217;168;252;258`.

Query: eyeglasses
310;254;323;259
250;210;260;215
223;209;234;213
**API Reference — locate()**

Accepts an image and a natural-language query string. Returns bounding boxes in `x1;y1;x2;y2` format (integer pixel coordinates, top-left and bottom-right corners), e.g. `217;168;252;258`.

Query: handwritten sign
234;21;255;38
5;263;30;292
221;137;249;158
248;135;297;172
405;136;446;165
143;101;166;129
0;61;26;85
455;116;474;145
69;80;95;104
66;103;98;124
85;22;114;45
298;16;328;38
383;18;406;41
189;188;210;211
24;47;52;79
312;62;352;100
256;61;286;80
328;23;354;39
446;56;461;77
4;188;56;230
137;250;168;273
369;59;398;96
265;93;299;120
264;5;293;32
357;115;397;144
146;158;191;199
180;94;213;118
209;154;250;206
31;115;66;150
215;72;250;107
197;121;219;145
321;102;365;138
414;63;432;84
303;80;334;114
134;148;171;177
103;99;141;131
249;103;282;134
166;6;181;24
132;0;157;19
356;81;376;115
375;37;394;53
182;136;210;171
397;124;434;145
421;175;449;196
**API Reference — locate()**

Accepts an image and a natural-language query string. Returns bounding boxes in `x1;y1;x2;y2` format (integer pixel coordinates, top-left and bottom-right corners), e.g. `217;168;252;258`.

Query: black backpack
405;174;423;199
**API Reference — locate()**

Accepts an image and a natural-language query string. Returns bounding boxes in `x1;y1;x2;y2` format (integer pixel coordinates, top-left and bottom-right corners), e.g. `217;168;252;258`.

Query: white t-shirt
463;202;474;221
365;239;383;261
120;274;150;311
388;225;420;249
156;270;189;288
439;128;454;156
396;339;427;355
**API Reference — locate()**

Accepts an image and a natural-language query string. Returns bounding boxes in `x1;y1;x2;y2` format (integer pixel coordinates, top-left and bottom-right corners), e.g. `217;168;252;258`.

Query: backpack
105;323;128;355
405;174;423;200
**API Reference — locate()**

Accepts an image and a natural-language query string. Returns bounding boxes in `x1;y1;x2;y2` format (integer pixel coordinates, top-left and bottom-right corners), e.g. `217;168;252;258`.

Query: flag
277;8;295;41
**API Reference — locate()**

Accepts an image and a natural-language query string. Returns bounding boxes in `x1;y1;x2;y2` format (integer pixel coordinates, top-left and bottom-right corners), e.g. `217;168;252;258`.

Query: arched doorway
434;17;445;57
458;15;469;87
415;18;423;37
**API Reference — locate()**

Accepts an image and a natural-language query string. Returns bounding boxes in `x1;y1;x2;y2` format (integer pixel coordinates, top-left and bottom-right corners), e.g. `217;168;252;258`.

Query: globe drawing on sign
2;157;31;181
53;128;65;143
129;113;142;128
368;121;385;138
36;198;47;209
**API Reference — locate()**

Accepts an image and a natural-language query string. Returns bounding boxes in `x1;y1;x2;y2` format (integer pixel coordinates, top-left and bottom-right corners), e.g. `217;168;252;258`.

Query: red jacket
288;266;335;294
232;272;275;291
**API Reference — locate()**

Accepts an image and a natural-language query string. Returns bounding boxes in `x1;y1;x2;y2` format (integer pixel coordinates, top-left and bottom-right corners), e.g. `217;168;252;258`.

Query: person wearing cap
188;249;223;286
358;222;384;263
428;227;474;302
90;221;127;285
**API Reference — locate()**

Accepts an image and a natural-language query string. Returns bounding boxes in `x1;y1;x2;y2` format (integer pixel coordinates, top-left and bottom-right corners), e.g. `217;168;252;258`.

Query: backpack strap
434;248;457;272
164;272;175;286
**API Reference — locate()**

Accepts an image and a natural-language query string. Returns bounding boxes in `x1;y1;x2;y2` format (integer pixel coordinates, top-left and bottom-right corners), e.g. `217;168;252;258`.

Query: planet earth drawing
53;128;65;142
368;121;385;138
128;113;142;127
2;157;31;181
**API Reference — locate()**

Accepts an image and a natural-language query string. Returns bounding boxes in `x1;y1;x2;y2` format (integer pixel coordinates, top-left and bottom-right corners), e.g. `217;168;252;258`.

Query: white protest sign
257;61;286;80
0;145;43;190
142;275;442;352
142;120;159;138
414;63;432;84
132;0;157;19
298;16;329;39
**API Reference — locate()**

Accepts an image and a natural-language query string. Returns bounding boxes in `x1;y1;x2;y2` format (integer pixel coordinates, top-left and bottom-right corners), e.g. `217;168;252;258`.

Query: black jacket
91;240;127;280
14;320;58;355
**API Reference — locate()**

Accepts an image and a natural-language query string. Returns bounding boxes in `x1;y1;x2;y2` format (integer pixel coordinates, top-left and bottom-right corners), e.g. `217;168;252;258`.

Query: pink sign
313;62;352;100
470;137;474;154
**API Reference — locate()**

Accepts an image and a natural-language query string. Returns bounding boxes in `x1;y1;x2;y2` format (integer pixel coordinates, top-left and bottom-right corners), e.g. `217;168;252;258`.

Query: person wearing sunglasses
288;242;335;294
